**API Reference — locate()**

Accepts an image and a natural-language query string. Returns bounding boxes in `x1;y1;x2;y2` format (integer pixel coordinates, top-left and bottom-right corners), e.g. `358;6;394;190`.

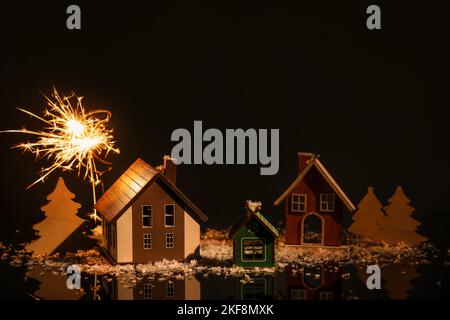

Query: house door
301;213;324;245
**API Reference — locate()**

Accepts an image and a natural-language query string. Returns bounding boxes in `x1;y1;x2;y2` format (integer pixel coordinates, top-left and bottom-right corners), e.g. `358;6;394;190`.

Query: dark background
0;1;449;249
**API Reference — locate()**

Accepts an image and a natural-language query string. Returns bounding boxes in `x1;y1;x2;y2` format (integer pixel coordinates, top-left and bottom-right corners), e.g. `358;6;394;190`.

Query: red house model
274;152;355;246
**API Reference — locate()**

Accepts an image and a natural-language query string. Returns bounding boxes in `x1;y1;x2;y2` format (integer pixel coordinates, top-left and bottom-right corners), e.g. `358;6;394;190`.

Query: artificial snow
0;229;438;286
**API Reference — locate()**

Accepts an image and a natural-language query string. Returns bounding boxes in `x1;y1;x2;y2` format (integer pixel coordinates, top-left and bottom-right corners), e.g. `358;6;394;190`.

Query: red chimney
163;155;177;185
298;152;317;173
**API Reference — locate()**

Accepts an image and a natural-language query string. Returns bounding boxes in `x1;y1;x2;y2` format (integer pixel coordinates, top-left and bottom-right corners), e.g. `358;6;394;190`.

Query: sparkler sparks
1;88;120;221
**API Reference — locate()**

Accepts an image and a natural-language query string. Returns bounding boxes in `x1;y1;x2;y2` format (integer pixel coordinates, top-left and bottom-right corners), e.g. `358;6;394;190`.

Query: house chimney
163;155;177;185
298;152;317;173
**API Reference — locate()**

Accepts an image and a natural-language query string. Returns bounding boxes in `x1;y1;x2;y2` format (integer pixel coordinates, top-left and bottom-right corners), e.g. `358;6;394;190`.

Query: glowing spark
1;88;120;222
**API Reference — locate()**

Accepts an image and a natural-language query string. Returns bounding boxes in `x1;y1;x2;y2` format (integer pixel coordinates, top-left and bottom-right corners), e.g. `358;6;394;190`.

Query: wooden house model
230;201;279;267
95;157;208;263
274;152;355;247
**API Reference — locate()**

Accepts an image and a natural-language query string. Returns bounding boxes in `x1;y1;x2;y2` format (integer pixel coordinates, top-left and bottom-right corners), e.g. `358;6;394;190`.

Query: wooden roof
273;156;356;212
230;205;279;238
95;158;208;223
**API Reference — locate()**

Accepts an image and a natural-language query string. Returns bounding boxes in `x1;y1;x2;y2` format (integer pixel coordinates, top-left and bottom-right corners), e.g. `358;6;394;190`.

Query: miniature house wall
234;276;275;300
274;153;355;247
230;202;279;268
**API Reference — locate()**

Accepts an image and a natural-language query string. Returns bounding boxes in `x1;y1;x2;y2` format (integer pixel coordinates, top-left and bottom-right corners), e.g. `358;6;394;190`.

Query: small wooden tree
26;177;84;256
375;186;427;246
348;186;385;241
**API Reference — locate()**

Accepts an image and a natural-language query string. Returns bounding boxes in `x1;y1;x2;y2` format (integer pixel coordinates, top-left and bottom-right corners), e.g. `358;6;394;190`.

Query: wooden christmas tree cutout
348;186;385;241
25;177;85;256
374;185;427;246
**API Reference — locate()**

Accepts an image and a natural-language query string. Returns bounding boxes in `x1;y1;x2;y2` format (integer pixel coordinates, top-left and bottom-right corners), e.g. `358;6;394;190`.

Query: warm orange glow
1;88;120;221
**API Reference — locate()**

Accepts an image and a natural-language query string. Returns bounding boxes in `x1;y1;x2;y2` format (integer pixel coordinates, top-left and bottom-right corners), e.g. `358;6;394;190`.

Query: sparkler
1;88;120;222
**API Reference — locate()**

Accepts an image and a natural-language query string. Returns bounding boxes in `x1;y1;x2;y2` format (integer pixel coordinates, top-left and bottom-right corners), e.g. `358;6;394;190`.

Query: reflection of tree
26;265;85;300
382;264;419;300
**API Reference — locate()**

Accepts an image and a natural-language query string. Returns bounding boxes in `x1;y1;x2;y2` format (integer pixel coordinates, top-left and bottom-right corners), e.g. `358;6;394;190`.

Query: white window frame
164;204;176;227
319;291;335;300
143;233;152;249
241;237;266;262
166;281;175;297
320;194;335;212
240;278;267;300
143;283;152;299
291;288;307;300
291;194;307;212
142;205;153;228
166;232;174;248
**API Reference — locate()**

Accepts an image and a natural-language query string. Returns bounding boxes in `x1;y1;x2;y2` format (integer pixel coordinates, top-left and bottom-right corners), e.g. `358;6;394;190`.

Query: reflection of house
230;201;279;267
102;276;201;300
284;266;342;300
200;275;234;300
234;276;275;300
274;153;355;246
95;157;208;263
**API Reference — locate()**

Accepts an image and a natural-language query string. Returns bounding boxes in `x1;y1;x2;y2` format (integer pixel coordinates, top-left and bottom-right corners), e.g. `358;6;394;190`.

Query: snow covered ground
0;228;440;285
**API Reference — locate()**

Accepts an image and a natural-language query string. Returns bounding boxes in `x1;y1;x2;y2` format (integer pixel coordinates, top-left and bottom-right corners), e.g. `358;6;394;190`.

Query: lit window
242;239;265;261
166;281;174;297
143;233;152;249
166;233;174;248
142;205;152;227
143;283;152;299
291;194;307;212
165;204;175;226
320;194;335;212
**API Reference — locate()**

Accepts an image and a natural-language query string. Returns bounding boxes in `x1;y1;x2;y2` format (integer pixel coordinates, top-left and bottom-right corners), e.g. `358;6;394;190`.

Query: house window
242;239;265;261
143;233;152;249
143;283;152;299
319;291;335;300
166;233;174;248
291;288;307;300
166;281;175;297
242;278;266;300
291;194;307;212
164;204;175;226
142;205;152;227
320;194;335;212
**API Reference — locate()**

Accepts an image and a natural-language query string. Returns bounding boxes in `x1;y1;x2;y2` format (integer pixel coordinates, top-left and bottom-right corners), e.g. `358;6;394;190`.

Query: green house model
230;201;279;267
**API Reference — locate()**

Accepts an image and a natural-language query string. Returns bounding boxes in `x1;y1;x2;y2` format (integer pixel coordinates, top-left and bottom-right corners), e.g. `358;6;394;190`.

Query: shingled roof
95;158;208;223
